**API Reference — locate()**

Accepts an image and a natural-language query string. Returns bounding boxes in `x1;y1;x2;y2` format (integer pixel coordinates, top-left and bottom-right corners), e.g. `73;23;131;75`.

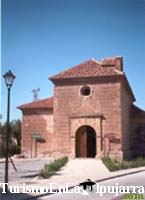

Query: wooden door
80;127;87;157
76;126;87;157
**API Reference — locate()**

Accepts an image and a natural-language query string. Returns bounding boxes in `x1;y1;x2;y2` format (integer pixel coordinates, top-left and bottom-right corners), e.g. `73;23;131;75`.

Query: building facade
18;57;145;160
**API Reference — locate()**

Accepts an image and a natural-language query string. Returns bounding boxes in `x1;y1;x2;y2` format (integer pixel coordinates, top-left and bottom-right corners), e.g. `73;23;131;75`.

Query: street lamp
3;70;16;193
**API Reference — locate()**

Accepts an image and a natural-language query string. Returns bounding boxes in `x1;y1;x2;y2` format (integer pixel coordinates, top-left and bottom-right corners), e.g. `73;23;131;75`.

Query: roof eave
17;106;53;111
49;74;123;84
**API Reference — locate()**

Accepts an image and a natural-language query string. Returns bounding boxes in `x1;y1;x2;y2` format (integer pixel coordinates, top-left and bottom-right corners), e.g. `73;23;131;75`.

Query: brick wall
53;78;122;158
121;83;133;159
21;109;54;158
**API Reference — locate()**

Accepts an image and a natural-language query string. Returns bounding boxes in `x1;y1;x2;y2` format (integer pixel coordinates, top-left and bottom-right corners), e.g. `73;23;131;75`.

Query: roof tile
49;58;123;81
17;97;53;110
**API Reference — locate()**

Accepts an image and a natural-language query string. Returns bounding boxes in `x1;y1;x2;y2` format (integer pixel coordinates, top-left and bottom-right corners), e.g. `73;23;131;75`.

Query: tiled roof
49;57;123;81
17;97;53;110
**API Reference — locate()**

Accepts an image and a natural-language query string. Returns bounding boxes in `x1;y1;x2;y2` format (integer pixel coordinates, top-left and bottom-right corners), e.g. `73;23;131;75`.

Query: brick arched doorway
75;125;96;158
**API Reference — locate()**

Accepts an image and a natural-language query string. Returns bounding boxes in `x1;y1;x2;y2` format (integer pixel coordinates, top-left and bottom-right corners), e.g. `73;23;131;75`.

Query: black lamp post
3;70;16;193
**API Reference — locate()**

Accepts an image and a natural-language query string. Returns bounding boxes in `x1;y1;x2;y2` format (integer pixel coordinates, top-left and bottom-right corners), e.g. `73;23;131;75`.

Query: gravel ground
0;157;53;183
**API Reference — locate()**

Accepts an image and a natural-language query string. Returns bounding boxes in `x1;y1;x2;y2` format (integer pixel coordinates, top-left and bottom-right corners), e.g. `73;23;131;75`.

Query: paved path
41;158;110;186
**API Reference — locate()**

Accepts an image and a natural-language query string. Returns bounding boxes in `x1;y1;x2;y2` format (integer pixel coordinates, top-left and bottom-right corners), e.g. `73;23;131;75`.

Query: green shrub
123;157;145;169
40;164;55;178
102;156;145;171
102;156;120;171
40;157;68;178
48;157;68;171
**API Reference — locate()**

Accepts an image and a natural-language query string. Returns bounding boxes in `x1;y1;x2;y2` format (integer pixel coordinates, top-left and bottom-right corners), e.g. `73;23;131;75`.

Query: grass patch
102;156;145;172
40;157;68;178
102;156;120;171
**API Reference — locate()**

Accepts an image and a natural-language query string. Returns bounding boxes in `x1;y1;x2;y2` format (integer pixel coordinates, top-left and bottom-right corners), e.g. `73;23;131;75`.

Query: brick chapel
18;57;145;160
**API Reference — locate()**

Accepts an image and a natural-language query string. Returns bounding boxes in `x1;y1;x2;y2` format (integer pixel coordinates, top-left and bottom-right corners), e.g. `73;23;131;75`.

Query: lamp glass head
3;70;16;88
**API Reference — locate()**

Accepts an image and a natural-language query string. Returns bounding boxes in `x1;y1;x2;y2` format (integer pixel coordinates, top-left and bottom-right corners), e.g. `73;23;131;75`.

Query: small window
81;86;91;96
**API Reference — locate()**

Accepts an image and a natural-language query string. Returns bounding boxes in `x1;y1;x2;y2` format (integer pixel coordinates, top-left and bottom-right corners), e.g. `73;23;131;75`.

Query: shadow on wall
132;125;145;158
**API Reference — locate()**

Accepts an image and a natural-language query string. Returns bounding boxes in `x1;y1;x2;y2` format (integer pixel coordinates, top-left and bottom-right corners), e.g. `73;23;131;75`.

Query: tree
10;120;21;147
0;119;21;157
